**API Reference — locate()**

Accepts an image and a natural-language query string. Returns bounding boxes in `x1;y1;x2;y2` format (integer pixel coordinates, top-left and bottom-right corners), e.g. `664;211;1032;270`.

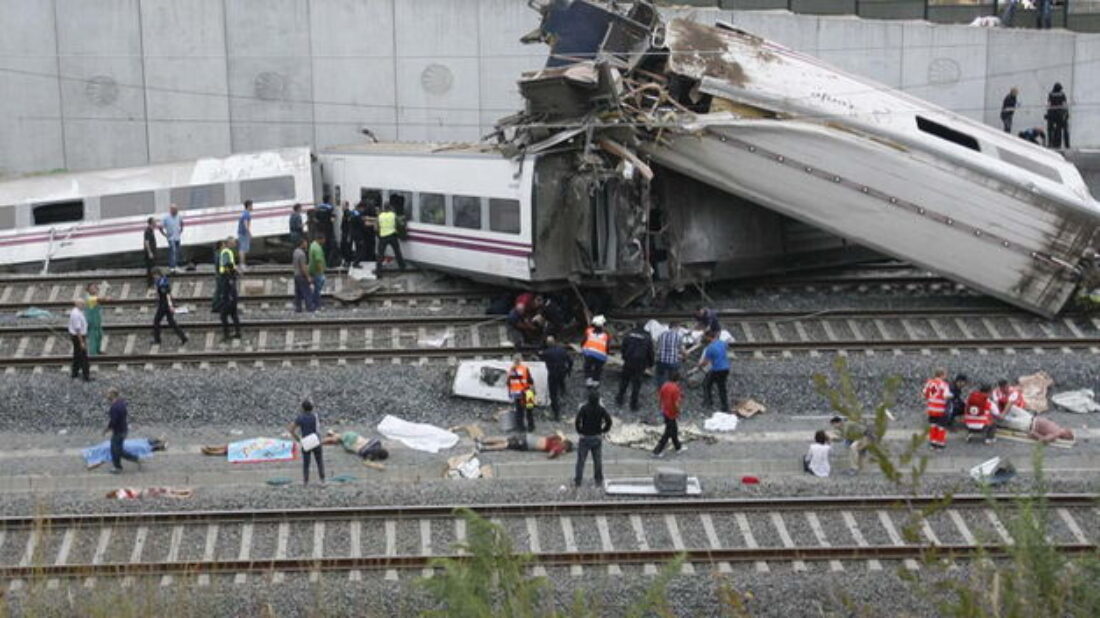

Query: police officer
348;200;368;268
217;237;241;341
616;321;654;412
151;268;188;345
539;336;573;421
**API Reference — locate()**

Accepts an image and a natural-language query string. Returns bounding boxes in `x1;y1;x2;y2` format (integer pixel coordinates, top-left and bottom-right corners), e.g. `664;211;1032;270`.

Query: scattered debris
445;452;489;479
333;282;383;304
606;418;729;450
417;332;450;348
240;279;265;296
1017;371;1053;412
703;412;739;432
378;414;459;453
449;423;486;440
452;360;550;406
969;457;1016;486
605;471;702;496
735;399;766;418
1051;389;1100;414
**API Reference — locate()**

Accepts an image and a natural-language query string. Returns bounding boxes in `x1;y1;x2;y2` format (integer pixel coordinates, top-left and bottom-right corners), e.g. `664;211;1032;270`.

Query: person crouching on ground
804;430;831;478
829;416;873;475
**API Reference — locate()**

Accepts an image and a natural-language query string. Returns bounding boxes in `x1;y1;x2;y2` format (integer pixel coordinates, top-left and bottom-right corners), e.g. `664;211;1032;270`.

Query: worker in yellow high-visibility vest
375;200;406;276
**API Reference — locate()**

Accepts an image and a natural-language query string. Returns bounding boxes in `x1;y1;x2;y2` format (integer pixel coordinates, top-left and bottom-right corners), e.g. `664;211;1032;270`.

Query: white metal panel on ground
452;360;549;406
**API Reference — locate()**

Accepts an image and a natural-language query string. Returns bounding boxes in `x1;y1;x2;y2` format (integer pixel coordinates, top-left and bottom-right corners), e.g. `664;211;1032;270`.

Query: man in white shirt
69;299;91;381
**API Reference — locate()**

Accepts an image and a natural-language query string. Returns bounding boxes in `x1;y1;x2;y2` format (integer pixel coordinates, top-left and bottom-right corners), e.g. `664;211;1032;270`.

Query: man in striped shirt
654;322;683;387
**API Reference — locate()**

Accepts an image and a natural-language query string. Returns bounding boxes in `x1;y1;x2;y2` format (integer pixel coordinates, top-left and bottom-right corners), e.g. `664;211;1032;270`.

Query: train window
100;191;156;219
419;193;445;225
453;195;482;230
489;199;521;234
240;176;295;203
170;183;226;210
916;116;980;152
387;190;412;217
0;206;14;230
32;200;84;226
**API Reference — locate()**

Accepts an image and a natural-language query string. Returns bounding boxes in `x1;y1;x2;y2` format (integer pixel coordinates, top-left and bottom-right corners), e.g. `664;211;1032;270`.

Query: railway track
1;495;1095;586
0;306;1097;370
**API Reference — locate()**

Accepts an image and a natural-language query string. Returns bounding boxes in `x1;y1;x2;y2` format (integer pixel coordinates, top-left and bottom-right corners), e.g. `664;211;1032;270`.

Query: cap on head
592;315;606;327
830;415;843;424
513;354;523;364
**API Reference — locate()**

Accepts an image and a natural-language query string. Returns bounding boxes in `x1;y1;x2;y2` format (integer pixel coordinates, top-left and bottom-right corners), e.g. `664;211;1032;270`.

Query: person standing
348;201;368;268
288;203;304;248
288;400;325;486
1047;82;1069;149
697;333;731;412
694;307;721;336
947;373;969;428
616;322;654;411
923;368;952;449
104;388;141;473
508;355;535;432
218;237;241;340
574;390;612;488
1037;0;1052;29
339;201;354;267
654;322;683;387
308;233;327;312
539;336;572;421
143;217;157;288
376;201;406;276
69;298;91;381
237;200;253;270
292;237;311;313
313;197;337;265
581;315;610;387
151;269;188;346
83;282;106;356
160;204;184;272
1000;87;1018;133
652;370;684;458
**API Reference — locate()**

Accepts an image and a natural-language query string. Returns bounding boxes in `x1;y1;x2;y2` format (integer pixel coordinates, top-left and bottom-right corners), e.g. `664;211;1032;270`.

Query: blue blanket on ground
83;439;155;468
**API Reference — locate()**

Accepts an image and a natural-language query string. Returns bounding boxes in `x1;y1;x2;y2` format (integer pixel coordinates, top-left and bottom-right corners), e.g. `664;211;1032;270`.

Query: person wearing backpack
288;400;325;485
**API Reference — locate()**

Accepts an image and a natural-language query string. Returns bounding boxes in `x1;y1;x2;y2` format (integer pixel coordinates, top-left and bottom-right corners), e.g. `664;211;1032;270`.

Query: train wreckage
494;0;1100;317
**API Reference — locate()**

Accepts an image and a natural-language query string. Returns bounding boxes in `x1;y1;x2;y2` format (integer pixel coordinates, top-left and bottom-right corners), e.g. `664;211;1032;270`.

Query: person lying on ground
995;405;1076;444
476;431;574;459
84;437;166;470
322;430;389;461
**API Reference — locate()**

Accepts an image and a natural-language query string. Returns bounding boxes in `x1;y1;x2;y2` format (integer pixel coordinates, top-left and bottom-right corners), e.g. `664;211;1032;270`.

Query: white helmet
591;315;606;327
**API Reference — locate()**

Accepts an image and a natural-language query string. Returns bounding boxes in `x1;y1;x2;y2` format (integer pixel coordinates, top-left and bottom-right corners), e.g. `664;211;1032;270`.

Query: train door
590;182;618;274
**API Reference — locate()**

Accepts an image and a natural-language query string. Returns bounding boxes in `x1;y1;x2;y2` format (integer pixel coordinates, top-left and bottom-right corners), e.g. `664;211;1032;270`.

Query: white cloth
377;415;459;453
703;412;739;432
68;307;87;335
1051;389;1100;414
806;443;831;477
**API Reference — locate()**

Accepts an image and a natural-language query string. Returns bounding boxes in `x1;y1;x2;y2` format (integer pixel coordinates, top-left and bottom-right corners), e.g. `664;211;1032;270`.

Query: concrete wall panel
310;0;397;146
394;0;480;142
225;0;314;151
729;10;821;53
0;0;65;175
56;0;149;169
899;22;988;122
477;0;543;134
1071;34;1100;150
817;17;904;88
984;28;1075;134
140;0;231;162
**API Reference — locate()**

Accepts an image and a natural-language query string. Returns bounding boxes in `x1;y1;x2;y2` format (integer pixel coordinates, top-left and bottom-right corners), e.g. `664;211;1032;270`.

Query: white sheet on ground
703;412;739;432
1051;389;1100;414
378;415;459;453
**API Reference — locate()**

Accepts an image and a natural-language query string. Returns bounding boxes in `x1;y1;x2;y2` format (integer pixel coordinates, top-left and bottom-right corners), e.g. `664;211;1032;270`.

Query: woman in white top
804;430;831;478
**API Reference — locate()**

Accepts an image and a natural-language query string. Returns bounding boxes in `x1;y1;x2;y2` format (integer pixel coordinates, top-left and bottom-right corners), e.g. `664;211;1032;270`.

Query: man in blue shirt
288;203;304;247
237;200;253;270
697;333;731;412
160;204;184;272
103;388;141;473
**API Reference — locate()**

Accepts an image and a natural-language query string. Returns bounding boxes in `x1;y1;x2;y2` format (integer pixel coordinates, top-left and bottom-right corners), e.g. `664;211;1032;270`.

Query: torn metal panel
452;360;550;406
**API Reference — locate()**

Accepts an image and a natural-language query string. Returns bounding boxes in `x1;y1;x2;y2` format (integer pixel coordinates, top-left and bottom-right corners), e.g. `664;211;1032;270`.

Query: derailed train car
500;0;1100;316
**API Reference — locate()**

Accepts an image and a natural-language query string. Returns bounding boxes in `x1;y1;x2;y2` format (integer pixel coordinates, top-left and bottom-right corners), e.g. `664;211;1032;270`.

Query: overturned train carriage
509;0;1100;316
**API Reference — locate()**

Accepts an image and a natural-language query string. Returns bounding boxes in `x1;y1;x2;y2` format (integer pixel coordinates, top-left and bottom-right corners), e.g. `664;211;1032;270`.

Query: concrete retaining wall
1;0;1097;175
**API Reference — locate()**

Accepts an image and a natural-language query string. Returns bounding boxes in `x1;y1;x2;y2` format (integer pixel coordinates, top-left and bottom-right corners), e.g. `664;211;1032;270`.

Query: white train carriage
0;147;314;268
317;143;542;284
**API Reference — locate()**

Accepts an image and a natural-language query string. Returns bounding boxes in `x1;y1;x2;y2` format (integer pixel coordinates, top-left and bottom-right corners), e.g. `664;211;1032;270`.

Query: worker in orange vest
963;384;997;444
508;354;535;432
581;315;611;387
922;368;952;449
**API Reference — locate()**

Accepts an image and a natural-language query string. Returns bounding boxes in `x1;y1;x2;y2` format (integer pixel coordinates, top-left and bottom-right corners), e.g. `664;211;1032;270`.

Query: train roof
317;141;511;159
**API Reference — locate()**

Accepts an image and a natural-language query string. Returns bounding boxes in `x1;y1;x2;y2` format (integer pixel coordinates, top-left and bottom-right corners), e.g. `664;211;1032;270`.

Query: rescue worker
313;197;336;265
376;200;406;276
616;321;654;412
695;307;721;336
947;373;969;428
964;384;997;445
348;200;368;268
507;355;535;432
922;368;952;449
581;315;611;387
993;379;1027;415
217;237;242;340
539;336;572;421
151;269;188;346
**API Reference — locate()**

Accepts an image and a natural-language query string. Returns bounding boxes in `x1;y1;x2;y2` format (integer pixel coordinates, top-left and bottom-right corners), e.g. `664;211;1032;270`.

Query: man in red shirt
653;370;685;457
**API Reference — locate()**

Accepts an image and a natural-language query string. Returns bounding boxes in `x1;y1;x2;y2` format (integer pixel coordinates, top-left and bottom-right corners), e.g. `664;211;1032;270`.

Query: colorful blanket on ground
228;438;297;463
82;439;155;468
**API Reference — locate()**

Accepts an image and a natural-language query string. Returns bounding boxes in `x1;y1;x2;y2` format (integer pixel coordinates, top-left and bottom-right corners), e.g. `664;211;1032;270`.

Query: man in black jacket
574;390;613;488
616;322;654;411
104;388;141;474
539;336;573;421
